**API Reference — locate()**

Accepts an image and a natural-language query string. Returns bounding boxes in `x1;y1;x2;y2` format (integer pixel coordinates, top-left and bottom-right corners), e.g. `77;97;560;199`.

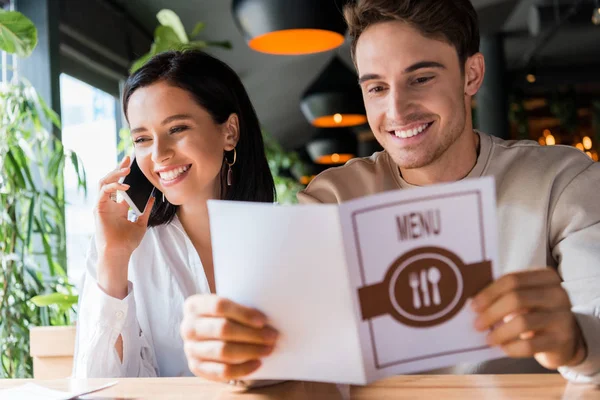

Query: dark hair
123;50;275;227
344;0;480;70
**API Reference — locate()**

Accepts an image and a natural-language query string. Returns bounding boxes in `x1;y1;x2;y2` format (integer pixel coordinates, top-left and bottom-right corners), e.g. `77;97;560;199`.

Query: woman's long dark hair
122;50;275;227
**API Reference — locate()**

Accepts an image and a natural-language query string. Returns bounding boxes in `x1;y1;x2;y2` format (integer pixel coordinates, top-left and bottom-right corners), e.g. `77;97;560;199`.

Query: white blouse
73;215;210;378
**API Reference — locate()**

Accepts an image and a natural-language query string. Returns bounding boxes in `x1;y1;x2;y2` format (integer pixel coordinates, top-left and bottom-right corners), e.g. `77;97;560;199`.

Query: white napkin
0;381;118;400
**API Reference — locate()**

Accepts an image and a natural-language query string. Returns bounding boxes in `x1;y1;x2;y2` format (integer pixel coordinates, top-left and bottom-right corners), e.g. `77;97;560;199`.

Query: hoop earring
225;148;237;187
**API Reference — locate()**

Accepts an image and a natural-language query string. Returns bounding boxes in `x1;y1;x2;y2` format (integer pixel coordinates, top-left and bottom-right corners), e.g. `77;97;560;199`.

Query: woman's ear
223;113;240;150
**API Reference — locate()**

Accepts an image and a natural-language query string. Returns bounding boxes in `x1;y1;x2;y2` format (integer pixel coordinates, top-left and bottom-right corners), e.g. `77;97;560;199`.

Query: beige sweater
298;132;600;382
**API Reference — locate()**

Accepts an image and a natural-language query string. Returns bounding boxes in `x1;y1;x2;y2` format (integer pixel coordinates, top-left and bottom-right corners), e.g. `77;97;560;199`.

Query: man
298;0;600;382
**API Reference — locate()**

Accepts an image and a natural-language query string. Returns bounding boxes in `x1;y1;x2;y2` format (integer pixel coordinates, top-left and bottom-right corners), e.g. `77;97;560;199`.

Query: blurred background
1;0;599;379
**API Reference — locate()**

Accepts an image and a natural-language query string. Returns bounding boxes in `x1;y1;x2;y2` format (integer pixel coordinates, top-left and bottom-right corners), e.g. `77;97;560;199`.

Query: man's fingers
184;340;274;364
472;269;562;312
184;295;267;328
485;311;566;346
499;333;558;358
474;287;570;331
188;359;261;381
181;317;278;345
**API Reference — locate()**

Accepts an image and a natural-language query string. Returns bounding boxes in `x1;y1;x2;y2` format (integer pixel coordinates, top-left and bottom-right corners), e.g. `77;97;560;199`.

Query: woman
73;50;279;382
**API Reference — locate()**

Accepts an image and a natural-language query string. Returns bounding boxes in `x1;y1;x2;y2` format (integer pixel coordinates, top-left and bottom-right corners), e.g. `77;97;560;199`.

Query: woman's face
127;81;239;205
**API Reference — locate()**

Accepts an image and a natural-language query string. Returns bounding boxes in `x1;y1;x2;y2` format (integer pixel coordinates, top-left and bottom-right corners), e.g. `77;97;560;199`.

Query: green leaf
190;22;205;38
30;293;78;308
5;149;26;189
24;195;35;256
156;9;188;43
129;51;152;74
0;10;38;57
36;92;61;130
154;25;183;52
69;151;87;196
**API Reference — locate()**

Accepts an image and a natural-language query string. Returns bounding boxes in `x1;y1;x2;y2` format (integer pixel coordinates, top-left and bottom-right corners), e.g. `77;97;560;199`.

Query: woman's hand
94;156;155;298
181;294;278;382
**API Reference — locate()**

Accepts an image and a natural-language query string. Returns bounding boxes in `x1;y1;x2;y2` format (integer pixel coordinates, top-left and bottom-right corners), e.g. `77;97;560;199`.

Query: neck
400;129;479;186
176;180;220;248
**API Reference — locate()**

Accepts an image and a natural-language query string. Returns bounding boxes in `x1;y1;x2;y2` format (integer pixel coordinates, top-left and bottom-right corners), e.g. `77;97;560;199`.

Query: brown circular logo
358;247;492;328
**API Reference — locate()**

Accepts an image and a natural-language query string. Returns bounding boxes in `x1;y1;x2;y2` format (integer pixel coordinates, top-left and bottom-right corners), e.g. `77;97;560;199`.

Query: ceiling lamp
306;127;358;165
290;148;328;185
301;56;367;128
232;0;347;55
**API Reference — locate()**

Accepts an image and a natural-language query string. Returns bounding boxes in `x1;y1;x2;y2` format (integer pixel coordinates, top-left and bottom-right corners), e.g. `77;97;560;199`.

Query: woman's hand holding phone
94;156;155;298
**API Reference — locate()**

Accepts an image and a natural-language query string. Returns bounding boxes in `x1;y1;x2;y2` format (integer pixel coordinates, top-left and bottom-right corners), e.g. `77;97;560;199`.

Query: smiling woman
72;50;279;382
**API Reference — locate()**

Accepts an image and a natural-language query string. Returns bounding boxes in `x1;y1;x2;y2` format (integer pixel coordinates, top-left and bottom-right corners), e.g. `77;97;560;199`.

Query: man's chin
387;150;435;170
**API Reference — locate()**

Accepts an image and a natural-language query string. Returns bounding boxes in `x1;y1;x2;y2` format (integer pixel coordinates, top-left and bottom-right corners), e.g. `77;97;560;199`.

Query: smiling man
298;0;600;383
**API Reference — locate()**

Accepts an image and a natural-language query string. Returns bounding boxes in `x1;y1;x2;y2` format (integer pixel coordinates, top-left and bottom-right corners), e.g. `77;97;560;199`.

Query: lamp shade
232;0;347;55
301;56;367;128
306;127;358;165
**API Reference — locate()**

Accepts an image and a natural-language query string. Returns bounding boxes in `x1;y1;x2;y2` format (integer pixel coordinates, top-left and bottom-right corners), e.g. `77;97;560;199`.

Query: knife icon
420;269;431;307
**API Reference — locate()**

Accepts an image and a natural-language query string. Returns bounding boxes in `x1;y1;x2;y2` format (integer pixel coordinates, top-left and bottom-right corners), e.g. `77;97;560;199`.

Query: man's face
355;21;471;170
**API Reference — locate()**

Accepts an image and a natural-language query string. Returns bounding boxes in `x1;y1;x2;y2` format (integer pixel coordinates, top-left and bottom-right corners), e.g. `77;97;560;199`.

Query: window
60;74;118;284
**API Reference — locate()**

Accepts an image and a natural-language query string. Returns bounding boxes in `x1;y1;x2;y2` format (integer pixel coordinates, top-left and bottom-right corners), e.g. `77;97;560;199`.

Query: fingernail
265;329;278;341
474;318;484;331
121;167;129;172
252;316;266;327
122;184;130;189
470;298;480;311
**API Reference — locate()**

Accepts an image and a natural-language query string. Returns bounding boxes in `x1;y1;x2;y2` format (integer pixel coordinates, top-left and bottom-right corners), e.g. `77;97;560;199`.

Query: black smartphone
119;156;156;216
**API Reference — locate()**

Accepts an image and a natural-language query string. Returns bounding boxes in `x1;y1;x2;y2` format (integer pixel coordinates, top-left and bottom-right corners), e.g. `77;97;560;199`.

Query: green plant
130;9;232;74
0;9;86;378
263;132;306;204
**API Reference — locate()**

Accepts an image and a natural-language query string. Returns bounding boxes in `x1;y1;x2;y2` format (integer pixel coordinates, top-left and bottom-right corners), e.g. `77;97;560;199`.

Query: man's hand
471;268;587;370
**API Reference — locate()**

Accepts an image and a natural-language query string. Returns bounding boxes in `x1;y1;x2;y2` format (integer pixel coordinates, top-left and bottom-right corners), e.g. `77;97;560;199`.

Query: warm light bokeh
249;29;344;55
312;114;368;128
315;153;354;165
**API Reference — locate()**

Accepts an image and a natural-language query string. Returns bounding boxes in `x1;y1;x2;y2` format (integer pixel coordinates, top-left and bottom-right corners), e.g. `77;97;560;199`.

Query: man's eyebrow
403;61;446;73
358;73;382;85
358;61;445;85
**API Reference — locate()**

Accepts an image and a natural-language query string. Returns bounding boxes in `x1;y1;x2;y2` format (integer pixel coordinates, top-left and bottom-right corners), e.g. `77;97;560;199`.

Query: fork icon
409;272;421;309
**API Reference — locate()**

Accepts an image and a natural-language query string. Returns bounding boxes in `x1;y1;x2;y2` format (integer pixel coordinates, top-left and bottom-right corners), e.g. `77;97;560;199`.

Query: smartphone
119;156;155;217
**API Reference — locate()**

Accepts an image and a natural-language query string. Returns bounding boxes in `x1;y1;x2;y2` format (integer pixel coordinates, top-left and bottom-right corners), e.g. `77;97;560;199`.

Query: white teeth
160;165;190;181
394;123;430;139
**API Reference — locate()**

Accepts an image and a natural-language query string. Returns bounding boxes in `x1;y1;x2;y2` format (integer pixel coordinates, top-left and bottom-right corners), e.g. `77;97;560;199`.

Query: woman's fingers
98;182;130;203
188;359;261;382
181;316;278;345
98;163;130;191
184;340;274;364
184;295;267;328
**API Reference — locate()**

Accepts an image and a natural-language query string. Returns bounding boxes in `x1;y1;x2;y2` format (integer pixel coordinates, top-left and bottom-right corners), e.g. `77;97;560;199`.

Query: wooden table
1;375;598;399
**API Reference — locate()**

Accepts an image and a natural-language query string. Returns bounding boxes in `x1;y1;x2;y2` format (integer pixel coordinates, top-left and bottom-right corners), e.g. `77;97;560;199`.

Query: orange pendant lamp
306;127;358;165
232;0;347;55
301;56;367;128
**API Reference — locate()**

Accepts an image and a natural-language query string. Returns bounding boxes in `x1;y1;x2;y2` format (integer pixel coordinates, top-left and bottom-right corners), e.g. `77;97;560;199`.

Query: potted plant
0;8;86;378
